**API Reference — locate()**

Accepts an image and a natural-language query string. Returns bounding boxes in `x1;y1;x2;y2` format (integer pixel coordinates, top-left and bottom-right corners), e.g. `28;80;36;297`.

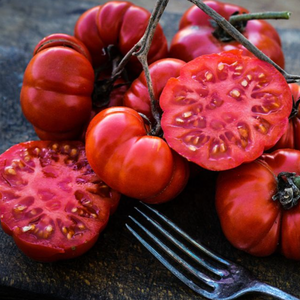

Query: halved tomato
160;50;292;171
0;141;121;261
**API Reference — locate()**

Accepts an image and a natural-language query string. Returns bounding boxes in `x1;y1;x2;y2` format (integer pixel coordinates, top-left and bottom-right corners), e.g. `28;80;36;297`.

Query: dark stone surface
1;1;300;299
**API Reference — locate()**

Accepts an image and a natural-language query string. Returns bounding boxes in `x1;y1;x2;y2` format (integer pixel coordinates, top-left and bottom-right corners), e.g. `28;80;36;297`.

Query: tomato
160;50;292;171
0;141;120;261
85;107;190;203
269;83;300;151
74;1;168;76
169;0;284;68
216;148;300;260
123;58;186;123
20;34;95;141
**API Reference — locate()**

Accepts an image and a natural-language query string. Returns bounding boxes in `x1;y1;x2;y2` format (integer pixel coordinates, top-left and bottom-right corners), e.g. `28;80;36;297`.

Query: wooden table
1;1;300;299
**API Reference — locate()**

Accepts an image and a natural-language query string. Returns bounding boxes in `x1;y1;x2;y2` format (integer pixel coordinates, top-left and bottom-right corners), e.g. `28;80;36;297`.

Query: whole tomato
169;0;285;68
74;1;168;77
160;50;292;171
123;58;186;123
270;83;300;151
20;34;95;141
216;148;300;260
85;107;190;203
0;140;121;261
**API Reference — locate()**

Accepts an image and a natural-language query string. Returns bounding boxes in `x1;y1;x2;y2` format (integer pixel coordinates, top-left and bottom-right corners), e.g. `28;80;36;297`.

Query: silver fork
126;203;300;300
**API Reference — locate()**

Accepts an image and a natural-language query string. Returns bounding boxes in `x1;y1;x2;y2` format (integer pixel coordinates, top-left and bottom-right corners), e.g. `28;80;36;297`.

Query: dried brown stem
188;0;300;83
112;0;169;136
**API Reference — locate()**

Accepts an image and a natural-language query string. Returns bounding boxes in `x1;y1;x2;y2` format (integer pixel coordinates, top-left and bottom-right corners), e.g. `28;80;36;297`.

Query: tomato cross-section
0;141;120;261
160;50;292;171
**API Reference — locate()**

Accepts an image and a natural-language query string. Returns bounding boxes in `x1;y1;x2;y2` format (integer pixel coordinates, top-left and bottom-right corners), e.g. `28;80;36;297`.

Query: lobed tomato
216;149;300;260
20;34;95;141
0;141;120;262
123;58;186;123
270;83;300;151
160;50;292;171
170;0;284;68
74;1;168;76
85;107;190;203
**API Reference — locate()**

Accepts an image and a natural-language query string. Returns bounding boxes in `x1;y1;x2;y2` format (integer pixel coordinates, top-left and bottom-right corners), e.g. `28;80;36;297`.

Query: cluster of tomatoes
1;0;300;262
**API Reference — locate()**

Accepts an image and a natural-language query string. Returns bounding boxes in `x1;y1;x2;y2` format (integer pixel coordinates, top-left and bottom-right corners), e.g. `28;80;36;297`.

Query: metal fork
126;203;300;300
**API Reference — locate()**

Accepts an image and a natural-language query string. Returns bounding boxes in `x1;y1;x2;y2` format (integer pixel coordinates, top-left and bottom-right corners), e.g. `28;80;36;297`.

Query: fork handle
251;281;299;300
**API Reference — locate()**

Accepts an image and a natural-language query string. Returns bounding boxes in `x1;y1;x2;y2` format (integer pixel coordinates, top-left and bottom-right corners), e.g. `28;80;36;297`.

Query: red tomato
74;1;168;76
216;148;300;260
0;141;120;261
160;50;292;171
123;58;186;122
85;107;190;203
20;34;95;141
170;0;284;68
270;83;300;151
32;33;92;62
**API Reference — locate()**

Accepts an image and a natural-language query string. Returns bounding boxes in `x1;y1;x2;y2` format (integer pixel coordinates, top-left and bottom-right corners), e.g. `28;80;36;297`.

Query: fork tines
125;202;230;295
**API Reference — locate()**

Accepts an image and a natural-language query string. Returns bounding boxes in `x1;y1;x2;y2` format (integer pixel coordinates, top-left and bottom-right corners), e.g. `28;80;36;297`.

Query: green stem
229;11;291;24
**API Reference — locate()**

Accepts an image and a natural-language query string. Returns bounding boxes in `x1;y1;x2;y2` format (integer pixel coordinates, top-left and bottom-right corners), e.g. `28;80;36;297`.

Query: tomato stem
133;0;169;136
229;11;291;24
213;11;291;42
111;0;169;136
188;0;300;83
289;97;300;120
272;172;300;210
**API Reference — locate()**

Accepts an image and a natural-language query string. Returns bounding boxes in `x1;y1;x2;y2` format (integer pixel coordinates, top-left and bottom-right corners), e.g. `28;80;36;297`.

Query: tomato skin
170;0;284;68
270;83;300;151
74;6;108;68
0;141;120;261
74;1;168;75
85;107;190;203
20;34;95;141
216;149;300;260
123;58;186;122
33;33;92;62
160;50;292;171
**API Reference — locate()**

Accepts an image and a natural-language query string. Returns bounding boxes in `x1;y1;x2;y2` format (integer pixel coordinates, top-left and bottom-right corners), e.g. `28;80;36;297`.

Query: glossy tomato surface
85;107;190;203
20;34;95;141
216;149;300;260
0;141;120;262
123;58;186;122
160;50;292;171
170;0;284;68
74;1;168;76
270;83;300;151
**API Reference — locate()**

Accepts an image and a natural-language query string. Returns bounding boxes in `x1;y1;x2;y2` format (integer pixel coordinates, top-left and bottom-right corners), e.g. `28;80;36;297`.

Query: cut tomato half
0;141;121;261
160;50;292;171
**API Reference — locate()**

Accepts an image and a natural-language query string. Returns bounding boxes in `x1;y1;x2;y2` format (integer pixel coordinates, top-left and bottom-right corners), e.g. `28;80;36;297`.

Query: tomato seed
175;118;184;124
183;111;192;118
188;145;197;152
5;167;16;175
241;79;248;87
230;89;241;98
218;63;224;71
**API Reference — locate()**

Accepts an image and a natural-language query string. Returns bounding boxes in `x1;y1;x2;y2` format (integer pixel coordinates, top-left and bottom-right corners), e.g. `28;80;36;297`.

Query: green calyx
272;172;300;210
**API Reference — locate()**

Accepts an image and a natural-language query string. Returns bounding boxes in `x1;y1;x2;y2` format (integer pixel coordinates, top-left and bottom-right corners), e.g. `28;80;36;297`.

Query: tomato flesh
0;141;120;261
160;50;292;171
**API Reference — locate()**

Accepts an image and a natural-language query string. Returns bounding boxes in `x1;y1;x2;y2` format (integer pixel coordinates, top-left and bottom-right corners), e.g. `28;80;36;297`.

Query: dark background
0;0;300;299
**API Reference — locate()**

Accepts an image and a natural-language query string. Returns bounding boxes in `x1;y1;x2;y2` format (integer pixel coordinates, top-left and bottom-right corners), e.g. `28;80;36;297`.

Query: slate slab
1;1;300;300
